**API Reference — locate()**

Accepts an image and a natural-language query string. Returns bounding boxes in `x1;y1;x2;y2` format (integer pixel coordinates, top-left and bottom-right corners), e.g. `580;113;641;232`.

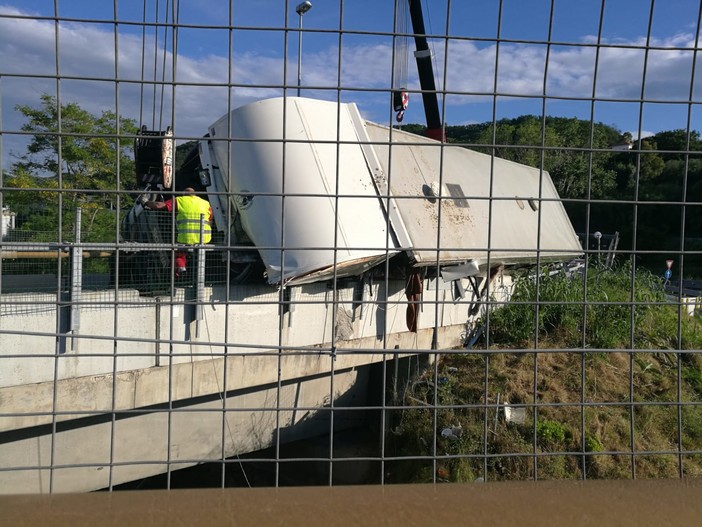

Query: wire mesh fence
0;0;701;493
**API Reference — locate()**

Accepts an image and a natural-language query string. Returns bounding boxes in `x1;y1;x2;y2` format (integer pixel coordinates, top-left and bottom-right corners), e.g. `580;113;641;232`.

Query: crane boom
407;0;443;141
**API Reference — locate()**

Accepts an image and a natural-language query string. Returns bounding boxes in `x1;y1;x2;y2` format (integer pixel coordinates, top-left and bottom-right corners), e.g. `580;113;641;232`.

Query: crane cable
138;0;148;129
157;0;171;131
137;0;171;131
136;1;176;192
151;0;160;130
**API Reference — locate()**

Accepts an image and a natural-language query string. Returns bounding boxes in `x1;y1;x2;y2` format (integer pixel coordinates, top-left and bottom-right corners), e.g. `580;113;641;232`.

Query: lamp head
296;1;312;15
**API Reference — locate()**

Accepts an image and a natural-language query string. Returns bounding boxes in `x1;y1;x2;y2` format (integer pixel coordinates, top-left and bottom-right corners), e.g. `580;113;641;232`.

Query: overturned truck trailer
195;97;581;285
125;96;581;287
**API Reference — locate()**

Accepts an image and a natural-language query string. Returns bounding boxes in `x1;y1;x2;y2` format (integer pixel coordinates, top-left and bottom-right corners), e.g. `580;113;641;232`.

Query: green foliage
390;262;702;482
585;435;604;453
681;405;702;452
13;94;138;193
536;420;569;445
6;94;138;244
682;365;702;396
486;262;702;350
469;115;620;200
653;129;702;154
389;349;702;481
175;140;199;172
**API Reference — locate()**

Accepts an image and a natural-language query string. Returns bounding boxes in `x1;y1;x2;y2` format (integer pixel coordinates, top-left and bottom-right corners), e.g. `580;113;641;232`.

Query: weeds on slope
386;262;702;483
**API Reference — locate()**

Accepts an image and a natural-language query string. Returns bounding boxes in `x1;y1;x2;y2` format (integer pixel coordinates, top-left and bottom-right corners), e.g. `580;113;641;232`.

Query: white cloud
439;34;702;103
1;4;700;168
633;130;656;140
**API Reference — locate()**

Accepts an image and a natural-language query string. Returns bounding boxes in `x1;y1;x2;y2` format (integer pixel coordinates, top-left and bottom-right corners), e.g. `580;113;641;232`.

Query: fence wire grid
1;0;702;493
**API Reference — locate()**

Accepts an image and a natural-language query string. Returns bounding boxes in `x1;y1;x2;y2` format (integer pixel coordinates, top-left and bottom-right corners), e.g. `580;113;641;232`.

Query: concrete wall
0;276;507;389
0;366;370;494
0;272;512;493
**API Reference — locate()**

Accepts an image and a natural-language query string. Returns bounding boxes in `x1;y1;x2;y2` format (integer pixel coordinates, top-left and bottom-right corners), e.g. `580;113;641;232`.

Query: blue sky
1;0;701;167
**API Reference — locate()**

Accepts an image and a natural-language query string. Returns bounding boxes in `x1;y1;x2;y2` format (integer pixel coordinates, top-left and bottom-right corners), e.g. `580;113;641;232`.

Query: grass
386;262;702;482
487;261;702;351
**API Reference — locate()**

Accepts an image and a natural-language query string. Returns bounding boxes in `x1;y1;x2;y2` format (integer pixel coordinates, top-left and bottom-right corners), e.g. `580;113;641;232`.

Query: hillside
387;265;702;482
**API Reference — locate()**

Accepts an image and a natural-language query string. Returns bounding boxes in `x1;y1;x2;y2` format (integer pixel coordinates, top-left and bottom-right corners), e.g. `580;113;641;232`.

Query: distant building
611;141;633;151
1;207;15;240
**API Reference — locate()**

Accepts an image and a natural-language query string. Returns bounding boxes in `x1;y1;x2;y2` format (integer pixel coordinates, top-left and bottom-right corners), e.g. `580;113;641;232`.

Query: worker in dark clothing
143;187;212;275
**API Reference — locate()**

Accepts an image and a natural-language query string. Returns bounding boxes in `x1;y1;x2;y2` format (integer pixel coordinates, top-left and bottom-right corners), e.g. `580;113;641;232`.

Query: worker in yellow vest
144;188;212;276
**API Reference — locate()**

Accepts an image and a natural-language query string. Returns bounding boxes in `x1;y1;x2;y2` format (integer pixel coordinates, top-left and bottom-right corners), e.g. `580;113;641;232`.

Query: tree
175;140;199;172
433;115;699;277
653;129;702;156
7;94;138;243
472;116;619;200
638;140;665;183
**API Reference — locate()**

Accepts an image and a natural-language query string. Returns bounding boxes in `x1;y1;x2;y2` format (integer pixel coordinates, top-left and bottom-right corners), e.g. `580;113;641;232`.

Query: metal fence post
69;207;82;351
195;213;206;338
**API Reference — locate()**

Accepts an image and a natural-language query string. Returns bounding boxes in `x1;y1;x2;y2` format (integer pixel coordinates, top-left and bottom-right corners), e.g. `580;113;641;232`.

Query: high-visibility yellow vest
175;195;212;244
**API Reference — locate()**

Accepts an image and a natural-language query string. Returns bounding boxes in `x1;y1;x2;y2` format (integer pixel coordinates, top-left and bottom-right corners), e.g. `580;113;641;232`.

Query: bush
536;420;569;445
485;260;702;350
585;435;604;453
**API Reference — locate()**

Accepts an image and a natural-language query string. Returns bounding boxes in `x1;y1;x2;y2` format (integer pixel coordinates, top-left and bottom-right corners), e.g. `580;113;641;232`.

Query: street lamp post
296;1;312;97
594;231;602;267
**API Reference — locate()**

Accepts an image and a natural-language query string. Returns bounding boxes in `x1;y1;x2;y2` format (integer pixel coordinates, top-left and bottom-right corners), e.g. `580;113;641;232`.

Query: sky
1;0;701;168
